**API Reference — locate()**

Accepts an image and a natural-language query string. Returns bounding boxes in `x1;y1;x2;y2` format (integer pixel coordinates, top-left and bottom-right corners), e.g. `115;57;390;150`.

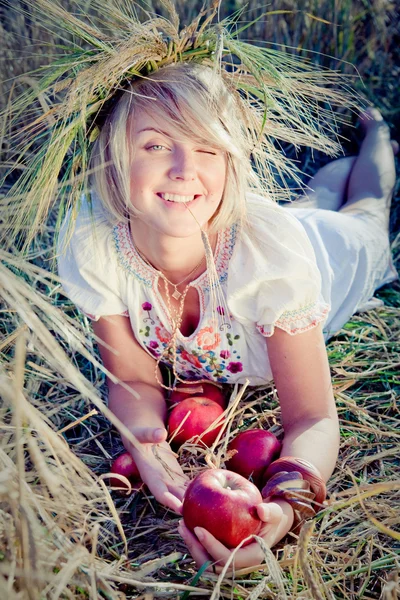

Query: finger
182;524;266;572
197;527;271;571
257;501;283;524
193;527;232;563
135;427;168;444
160;491;184;514
148;477;183;513
165;471;190;500
167;482;186;502
178;521;213;568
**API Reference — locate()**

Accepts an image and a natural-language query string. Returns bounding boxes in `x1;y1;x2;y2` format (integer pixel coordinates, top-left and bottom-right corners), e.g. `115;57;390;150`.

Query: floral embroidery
147;340;160;357
278;302;320;321
180;349;203;369
196;326;221;351
227;361;243;373
226;332;240;346
142;301;155;324
123;227;245;381
202;223;239;289
136;307;244;382
172;346;225;380
113;223;154;286
155;325;171;344
113;221;238;288
113;218;243;382
157;327;243;382
257;302;330;336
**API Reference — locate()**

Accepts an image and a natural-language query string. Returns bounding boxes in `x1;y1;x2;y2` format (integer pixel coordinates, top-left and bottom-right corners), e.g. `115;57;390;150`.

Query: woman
57;62;396;571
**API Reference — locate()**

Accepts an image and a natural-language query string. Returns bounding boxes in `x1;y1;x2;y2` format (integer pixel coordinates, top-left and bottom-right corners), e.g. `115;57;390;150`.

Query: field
0;1;399;598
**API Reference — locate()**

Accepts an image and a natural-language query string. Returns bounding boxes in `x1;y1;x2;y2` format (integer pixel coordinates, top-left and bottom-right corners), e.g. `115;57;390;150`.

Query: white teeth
160;193;196;203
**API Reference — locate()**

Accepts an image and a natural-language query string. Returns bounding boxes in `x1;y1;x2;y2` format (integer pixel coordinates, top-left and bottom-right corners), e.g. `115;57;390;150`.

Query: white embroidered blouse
57;193;330;385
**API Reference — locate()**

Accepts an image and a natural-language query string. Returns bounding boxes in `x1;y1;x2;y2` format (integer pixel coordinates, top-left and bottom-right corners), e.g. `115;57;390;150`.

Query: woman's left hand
177;500;294;572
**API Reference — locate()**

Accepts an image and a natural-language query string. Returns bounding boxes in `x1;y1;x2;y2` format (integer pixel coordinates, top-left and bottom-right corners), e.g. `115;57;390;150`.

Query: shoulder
227;192;329;334
58;191;117;260
57;191;128;319
245;192;314;248
229;192;317;278
57;191;126;290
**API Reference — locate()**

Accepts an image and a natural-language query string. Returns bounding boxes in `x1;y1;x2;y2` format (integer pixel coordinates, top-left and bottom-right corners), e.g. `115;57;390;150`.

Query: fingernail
154;428;165;441
194;527;205;542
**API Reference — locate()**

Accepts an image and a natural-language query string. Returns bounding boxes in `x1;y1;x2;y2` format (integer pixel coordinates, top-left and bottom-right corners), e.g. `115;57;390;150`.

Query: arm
93;314;167;442
253;323;339;545
266;323;339;482
93;314;187;512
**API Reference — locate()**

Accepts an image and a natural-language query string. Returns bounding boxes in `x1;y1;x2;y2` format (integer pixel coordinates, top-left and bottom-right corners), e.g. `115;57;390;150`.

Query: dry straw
0;0;360;252
0;0;399;598
1;249;399;597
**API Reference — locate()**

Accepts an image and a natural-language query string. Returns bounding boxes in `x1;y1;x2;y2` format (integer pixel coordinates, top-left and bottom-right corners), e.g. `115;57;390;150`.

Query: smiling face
90;63;253;234
128;109;227;239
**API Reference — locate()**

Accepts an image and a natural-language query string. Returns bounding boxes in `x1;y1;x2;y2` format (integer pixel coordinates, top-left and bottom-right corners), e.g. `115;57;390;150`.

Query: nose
168;146;196;181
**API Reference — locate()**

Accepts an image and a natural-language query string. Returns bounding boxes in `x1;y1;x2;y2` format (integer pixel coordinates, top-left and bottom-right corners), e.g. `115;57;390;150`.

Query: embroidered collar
112;221;238;289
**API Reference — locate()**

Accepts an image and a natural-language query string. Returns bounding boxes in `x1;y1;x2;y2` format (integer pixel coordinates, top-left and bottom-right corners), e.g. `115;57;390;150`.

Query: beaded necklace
131;200;231;391
135;245;205;301
133;242;208;390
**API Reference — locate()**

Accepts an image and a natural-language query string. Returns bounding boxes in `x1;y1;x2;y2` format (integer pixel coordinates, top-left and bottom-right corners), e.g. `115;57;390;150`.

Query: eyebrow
137;127;171;137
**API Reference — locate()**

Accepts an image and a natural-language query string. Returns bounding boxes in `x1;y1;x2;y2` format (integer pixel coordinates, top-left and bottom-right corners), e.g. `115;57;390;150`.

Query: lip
156;193;202;209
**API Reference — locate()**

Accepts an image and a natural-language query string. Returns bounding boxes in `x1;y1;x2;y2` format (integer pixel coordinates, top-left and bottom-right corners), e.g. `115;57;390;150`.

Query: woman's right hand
91;316;189;513
123;427;188;514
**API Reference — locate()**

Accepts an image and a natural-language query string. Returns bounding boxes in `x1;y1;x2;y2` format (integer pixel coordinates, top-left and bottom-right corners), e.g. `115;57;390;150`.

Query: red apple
225;429;281;487
169;381;226;409
110;452;141;492
168;397;224;447
183;468;262;548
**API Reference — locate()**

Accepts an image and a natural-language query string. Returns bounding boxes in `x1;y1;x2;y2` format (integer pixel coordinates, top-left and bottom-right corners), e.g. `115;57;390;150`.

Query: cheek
208;162;227;197
129;161;153;191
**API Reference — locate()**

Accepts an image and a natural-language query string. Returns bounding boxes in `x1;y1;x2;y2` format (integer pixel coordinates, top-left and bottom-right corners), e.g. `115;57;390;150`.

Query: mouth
158;192;201;204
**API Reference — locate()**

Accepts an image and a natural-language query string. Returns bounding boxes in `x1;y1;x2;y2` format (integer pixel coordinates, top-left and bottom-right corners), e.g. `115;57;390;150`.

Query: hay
1;0;399;598
0;245;399;598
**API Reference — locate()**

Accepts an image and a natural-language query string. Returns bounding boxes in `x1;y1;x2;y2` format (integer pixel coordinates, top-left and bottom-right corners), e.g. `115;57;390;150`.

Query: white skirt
289;207;398;339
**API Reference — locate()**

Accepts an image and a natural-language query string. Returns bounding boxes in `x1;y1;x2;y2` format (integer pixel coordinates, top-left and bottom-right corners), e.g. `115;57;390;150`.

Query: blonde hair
89;62;263;233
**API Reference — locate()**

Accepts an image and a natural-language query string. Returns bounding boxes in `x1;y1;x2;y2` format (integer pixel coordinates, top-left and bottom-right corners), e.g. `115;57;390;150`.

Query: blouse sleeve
57;197;128;321
227;194;330;336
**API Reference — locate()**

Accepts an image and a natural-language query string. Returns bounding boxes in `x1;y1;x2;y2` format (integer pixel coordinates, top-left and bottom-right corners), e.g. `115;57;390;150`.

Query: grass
0;0;399;598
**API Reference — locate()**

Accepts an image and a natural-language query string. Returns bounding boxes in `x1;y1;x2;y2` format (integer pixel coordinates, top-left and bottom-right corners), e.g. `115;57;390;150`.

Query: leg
339;108;396;227
287;108;397;215
286;157;357;210
305;156;358;211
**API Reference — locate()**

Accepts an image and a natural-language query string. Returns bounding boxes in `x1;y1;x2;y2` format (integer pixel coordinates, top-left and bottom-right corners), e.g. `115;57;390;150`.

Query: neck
130;220;214;284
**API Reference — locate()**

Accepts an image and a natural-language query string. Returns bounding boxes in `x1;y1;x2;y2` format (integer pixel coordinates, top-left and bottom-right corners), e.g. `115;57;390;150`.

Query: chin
159;216;214;238
157;223;204;239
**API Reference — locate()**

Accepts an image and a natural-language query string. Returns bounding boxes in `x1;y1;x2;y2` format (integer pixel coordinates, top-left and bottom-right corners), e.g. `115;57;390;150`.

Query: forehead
131;107;180;138
128;104;228;150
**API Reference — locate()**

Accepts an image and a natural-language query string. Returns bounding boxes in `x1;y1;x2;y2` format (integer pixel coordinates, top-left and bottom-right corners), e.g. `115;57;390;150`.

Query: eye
197;149;218;155
146;144;168;151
